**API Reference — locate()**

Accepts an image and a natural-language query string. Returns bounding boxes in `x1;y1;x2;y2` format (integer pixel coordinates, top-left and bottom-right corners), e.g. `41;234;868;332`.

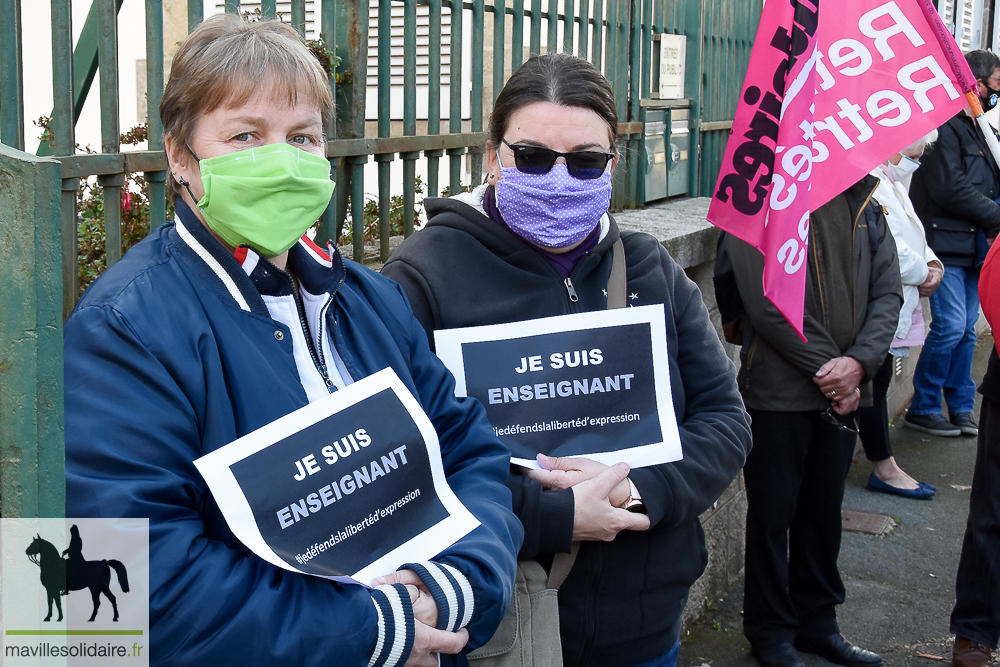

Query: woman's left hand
524;454;631;507
571;464;650;540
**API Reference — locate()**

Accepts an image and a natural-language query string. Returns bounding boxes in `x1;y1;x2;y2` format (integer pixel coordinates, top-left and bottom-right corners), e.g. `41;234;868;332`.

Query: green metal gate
0;0;761;517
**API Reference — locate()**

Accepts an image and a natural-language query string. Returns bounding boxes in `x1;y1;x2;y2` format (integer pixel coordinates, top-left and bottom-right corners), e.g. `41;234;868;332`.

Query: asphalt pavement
679;333;994;667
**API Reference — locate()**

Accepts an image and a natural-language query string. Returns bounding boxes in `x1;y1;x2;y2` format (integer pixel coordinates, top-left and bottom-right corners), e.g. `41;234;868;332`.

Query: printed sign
659;34;687;99
434;305;681;468
1;517;150;666
194;368;480;586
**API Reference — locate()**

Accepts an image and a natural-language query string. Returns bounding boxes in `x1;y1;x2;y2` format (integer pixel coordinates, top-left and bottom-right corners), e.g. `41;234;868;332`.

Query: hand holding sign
194;369;480;585
525;453;632;507
372;569;438;628
405;600;469;667
571;463;651;541
434;306;681;469
374;570;473;666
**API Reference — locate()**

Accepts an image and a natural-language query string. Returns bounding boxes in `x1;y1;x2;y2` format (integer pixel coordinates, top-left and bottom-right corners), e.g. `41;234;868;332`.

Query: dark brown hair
488;53;619;149
160;14;333;202
967;49;1000;83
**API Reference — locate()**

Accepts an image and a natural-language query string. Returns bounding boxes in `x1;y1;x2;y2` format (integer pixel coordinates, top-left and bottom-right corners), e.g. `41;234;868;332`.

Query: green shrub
35;118;172;294
76;170;173;293
339;176;424;247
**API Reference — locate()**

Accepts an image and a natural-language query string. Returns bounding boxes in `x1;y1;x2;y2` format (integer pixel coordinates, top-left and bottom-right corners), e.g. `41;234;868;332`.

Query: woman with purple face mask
383;53;751;667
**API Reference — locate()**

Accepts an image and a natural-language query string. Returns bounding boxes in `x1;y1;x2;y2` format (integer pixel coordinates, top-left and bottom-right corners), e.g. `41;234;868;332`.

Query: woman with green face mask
63;14;520;667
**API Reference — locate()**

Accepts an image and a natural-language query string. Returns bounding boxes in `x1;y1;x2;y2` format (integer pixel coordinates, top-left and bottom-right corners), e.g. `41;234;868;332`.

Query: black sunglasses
501;139;615;180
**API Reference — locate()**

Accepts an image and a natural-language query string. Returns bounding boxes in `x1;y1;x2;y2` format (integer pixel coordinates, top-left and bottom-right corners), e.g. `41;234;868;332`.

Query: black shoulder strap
713;232;746;323
607;239;626;309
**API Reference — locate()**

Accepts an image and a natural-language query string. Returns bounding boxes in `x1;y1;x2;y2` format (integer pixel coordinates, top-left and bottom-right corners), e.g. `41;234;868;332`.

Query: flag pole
916;0;1000;168
966;92;1000;169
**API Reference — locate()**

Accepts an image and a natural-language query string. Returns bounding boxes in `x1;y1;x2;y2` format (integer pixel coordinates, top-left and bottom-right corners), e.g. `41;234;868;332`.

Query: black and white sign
194;368;480;585
435;305;681;468
659;33;686;99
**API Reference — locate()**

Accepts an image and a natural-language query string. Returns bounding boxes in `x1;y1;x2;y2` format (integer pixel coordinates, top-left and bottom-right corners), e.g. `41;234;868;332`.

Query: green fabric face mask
195;143;335;257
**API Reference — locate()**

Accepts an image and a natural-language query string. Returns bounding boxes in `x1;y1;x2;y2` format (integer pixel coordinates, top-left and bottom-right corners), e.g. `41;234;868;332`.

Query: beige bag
467;559;565;666
469;239;627;666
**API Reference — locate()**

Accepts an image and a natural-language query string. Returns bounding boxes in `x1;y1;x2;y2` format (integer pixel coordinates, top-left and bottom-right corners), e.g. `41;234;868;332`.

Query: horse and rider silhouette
25;525;129;622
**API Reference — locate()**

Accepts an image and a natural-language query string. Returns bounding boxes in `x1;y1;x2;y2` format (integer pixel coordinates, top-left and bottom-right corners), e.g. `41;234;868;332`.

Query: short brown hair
160;14;334;202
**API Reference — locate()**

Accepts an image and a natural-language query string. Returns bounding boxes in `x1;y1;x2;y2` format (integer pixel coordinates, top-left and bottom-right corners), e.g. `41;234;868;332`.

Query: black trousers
951;394;1000;648
743;409;857;647
858;355;894;462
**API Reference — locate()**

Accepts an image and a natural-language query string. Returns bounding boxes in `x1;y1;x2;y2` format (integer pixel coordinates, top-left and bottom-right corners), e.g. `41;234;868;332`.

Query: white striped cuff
367;583;414;667
400;561;475;632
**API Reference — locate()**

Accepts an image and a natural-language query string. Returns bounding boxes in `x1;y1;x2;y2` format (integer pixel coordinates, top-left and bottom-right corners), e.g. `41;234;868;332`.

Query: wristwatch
618;477;646;514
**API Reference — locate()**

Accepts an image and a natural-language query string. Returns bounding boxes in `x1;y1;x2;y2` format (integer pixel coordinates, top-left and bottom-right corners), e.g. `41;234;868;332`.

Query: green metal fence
0;0;761;517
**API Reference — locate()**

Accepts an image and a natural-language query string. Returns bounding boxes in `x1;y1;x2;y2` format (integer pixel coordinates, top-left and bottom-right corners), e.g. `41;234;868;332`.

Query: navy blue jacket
65;201;522;666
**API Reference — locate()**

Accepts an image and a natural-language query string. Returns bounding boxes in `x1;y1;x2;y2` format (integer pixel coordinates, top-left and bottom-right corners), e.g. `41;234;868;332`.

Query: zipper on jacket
289;273;336;392
746;334;759;370
811;228;827;325
579;545;604;665
744;333;759;393
564;277;579;303
315;297;336;387
851;183;879;338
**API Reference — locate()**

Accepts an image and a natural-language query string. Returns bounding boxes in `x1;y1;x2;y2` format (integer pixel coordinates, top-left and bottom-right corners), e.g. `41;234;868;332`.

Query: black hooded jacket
910;112;1000;267
382;188;751;667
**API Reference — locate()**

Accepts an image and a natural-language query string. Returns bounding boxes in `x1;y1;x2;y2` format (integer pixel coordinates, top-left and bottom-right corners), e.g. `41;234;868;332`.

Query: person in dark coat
906;49;1000;438
383;53;752;667
949;238;1000;667
727;179;902;667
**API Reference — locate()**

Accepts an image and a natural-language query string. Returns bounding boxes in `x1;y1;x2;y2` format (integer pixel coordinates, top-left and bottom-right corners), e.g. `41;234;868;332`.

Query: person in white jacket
861;131;944;499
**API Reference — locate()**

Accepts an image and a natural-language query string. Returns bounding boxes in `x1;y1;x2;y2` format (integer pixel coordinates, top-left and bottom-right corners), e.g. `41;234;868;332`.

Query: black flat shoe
795;633;883;667
751;642;805;667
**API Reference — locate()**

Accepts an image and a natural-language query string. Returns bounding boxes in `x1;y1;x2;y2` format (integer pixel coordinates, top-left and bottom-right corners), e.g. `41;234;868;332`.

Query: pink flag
708;0;974;340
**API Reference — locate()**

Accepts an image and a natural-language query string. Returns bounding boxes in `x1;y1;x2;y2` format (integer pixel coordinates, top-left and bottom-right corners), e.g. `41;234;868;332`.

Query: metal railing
0;0;761;517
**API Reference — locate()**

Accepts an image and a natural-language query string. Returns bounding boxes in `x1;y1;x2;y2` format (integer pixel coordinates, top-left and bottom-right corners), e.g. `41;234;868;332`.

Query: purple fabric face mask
495;156;612;249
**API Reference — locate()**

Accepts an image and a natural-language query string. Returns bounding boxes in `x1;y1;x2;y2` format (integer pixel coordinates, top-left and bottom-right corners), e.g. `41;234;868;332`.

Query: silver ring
830;390;836;397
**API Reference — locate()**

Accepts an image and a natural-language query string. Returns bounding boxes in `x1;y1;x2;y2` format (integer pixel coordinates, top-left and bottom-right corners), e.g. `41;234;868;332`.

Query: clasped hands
369;455;652;665
918;262;944;298
371;569;467;667
813;356;864;415
524;454;651;541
